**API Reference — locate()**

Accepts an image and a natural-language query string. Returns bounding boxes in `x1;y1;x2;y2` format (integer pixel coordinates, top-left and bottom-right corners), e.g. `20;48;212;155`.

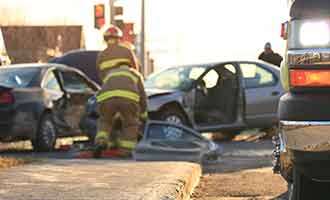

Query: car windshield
145;65;207;90
0;68;39;88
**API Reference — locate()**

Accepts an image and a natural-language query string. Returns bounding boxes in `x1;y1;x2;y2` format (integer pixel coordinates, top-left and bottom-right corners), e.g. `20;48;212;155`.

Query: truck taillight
290;69;330;87
0;92;13;104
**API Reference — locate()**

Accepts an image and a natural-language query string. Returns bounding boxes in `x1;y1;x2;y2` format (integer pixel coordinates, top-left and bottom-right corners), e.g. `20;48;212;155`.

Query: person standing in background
258;42;283;67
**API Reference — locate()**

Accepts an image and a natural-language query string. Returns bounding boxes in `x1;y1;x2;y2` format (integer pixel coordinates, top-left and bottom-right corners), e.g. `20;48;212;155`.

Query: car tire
32;113;57;152
158;107;188;126
288;167;313;200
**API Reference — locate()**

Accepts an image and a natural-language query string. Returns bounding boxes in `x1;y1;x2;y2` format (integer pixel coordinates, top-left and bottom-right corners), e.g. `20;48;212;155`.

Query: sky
119;0;289;71
0;0;289;71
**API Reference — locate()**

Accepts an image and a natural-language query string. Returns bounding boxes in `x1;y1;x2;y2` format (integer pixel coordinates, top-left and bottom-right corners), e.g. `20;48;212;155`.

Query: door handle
271;91;280;96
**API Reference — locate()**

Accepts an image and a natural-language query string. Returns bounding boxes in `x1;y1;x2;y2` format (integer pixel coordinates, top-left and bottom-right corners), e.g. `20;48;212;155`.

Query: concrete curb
141;162;202;200
178;163;201;200
0;159;201;200
163;162;201;200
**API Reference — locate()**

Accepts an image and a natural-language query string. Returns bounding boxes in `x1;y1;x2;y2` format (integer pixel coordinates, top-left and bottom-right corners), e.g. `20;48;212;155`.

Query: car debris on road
69;120;222;163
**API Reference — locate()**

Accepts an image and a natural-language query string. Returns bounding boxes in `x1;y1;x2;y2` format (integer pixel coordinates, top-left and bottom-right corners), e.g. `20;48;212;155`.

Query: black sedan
0;63;100;151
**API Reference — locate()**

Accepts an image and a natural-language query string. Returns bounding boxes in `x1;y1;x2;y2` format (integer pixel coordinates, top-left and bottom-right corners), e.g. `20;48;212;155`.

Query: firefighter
94;25;148;156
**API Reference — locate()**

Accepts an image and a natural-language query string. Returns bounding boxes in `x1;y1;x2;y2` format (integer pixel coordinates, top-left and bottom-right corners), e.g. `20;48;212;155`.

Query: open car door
189;63;245;132
134;121;221;163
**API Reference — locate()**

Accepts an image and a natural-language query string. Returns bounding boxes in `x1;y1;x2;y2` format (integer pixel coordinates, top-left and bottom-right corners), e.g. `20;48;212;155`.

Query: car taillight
290;69;330;87
0;92;13;104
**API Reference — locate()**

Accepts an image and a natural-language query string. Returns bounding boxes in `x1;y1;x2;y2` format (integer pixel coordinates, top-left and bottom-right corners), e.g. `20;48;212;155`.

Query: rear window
0;68;39;88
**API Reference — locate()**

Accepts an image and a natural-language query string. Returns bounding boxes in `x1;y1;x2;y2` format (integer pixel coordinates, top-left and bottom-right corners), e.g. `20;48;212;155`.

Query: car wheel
159;107;188;126
32;113;57;152
288;167;313;200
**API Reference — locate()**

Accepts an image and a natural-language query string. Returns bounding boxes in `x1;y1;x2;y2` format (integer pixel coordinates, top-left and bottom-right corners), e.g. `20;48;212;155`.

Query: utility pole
140;0;146;76
109;0;115;24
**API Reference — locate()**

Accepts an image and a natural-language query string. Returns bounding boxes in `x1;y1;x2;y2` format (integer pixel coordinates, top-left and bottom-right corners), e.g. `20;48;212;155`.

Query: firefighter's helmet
103;25;123;39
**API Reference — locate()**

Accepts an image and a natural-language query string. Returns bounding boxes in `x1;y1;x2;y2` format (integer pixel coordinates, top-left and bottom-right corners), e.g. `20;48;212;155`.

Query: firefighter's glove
140;111;148;122
95;131;108;146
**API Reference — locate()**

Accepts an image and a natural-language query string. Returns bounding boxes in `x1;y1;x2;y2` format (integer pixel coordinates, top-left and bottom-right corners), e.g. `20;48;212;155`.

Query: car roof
2;63;51;69
164;60;279;72
1;63;71;70
62;49;100;55
48;50;101;84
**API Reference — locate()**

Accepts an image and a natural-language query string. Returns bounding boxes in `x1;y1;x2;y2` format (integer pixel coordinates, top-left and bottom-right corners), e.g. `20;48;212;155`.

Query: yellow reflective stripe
99;58;131;71
103;71;138;84
106;39;117;44
95;131;108;140
107;140;136;150
117;140;136;150
140;111;148;119
119;65;130;70
97;90;140;103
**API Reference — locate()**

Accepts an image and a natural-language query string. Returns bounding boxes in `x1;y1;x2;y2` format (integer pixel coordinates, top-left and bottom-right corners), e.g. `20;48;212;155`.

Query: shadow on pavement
271;192;287;200
203;155;272;174
203;140;273;174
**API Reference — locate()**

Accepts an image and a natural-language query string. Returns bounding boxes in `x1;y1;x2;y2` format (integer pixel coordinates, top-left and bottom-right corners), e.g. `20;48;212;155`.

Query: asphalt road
192;140;288;200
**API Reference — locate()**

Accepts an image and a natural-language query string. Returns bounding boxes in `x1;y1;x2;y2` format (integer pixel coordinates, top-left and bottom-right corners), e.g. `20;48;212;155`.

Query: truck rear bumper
280;120;330;181
280;121;330;152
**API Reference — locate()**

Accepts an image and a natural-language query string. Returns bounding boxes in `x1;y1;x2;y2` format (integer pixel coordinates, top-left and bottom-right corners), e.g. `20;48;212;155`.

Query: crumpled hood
146;88;177;98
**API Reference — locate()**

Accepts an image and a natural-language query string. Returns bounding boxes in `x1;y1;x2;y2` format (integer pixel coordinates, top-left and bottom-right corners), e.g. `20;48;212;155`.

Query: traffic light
114;6;123;16
94;4;105;29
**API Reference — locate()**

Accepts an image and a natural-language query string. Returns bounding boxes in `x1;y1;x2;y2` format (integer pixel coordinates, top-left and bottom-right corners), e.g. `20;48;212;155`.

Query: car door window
147;123;201;141
189;67;206;80
240;63;276;88
224;64;236;74
43;71;62;92
202;69;219;88
61;72;95;93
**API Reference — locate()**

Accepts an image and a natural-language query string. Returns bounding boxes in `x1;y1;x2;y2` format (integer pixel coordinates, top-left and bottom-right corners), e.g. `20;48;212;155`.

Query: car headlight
300;21;330;46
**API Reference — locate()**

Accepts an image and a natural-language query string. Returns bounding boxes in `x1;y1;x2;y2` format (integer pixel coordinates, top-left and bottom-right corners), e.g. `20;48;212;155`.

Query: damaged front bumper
279;120;330;180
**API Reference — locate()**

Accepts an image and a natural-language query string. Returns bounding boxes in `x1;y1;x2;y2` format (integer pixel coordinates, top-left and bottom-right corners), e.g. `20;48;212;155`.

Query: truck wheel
32;114;57;152
288;167;312;200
